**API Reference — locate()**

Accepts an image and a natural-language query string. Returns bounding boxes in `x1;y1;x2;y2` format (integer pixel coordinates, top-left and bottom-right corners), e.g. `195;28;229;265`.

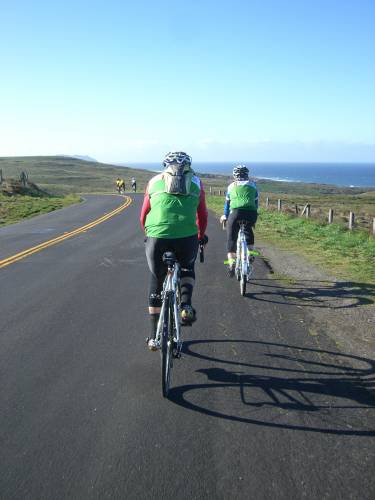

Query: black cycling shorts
226;209;257;252
145;234;199;305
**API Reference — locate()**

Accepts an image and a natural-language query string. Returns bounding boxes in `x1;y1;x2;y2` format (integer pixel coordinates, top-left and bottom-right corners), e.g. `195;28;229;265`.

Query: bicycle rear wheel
240;275;247;296
236;256;241;281
161;294;174;398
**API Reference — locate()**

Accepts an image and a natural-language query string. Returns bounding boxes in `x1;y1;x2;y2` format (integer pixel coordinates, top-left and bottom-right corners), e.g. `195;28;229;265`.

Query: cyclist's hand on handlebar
199;235;208;246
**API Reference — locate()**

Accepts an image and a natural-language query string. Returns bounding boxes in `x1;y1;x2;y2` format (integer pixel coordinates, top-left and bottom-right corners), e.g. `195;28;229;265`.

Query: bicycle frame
235;222;254;295
236;223;250;278
155;261;181;352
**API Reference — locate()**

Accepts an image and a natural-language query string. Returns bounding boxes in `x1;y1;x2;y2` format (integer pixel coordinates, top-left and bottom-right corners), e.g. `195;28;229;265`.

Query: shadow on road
169;339;375;436
244;279;375;309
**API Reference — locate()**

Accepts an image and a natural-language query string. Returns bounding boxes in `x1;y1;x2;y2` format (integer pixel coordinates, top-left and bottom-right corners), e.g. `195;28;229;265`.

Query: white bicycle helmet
163;151;192;170
233;164;249;180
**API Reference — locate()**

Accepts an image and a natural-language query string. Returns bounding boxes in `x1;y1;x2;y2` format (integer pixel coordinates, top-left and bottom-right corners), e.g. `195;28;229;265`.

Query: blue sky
1;0;374;162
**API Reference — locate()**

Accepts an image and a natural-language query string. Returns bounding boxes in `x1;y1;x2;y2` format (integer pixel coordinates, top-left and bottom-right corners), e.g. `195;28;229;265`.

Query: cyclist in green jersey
140;152;208;350
220;165;258;277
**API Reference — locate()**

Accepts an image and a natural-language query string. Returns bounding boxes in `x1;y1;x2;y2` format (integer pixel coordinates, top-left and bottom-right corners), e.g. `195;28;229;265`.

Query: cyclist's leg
242;210;258;248
145;237;168;343
227;209;240;255
226;210;240;274
173;235;199;322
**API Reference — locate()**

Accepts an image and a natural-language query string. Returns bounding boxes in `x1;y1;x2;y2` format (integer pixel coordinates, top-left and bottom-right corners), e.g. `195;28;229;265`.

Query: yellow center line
0;196;133;269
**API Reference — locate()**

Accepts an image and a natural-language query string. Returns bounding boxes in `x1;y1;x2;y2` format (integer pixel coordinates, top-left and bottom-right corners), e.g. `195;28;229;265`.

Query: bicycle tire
236;257;241;281
240;275;246;296
161;293;174;398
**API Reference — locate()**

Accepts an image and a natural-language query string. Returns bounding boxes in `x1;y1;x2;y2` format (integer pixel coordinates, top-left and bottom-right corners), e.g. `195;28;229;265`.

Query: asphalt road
0;194;374;500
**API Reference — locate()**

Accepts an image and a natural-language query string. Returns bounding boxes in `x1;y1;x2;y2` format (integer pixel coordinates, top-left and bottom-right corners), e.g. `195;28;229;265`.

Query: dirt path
258;242;375;360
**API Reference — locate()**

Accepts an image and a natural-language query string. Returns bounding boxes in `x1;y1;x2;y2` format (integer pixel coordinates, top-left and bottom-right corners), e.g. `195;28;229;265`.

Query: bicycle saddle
162;251;177;265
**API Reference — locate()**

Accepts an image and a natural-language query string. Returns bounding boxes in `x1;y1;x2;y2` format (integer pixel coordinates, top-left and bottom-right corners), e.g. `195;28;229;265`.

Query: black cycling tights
145;235;199;307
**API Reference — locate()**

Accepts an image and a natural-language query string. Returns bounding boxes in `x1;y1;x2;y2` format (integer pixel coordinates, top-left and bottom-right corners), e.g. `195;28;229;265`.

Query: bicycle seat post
162;251;177;271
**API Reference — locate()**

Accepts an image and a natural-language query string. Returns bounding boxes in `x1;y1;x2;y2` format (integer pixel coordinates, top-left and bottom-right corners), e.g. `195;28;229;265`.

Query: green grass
259;192;375;231
207;195;375;285
0;193;81;226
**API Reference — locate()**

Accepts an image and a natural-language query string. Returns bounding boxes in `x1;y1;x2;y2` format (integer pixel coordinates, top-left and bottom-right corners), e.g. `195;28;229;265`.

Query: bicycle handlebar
199;243;204;263
198;235;208;263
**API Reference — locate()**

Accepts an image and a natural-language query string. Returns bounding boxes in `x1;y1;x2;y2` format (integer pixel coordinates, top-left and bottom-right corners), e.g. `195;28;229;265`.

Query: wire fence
264;197;375;234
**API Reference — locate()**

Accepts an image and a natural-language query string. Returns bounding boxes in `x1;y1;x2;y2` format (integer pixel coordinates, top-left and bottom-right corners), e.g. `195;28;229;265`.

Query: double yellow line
0;196;132;269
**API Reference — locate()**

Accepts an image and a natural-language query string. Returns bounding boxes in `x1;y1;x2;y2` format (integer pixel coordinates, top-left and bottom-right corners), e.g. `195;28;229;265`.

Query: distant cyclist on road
116;178;125;193
140;151;208;350
131;177;137;192
220;165;258;277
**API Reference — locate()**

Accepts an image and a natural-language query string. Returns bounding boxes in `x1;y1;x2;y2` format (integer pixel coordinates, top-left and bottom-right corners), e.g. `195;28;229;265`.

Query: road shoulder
258;242;375;360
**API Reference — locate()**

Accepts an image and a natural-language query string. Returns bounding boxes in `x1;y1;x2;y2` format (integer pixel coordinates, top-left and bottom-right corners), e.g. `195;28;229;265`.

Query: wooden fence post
328;209;334;224
277;199;282;211
219;189;222;196
295;204;299;214
349;212;355;230
373;218;375;235
265;197;269;208
209;186;212;194
305;204;311;218
0;168;3;184
20;171;27;186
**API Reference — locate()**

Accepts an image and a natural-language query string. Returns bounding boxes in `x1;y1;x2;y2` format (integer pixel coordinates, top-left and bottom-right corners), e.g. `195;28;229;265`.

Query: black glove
199;235;209;246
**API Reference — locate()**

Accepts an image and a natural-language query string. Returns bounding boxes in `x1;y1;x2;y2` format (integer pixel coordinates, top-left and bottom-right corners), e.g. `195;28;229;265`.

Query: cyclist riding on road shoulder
220;165;258;277
140;151;208;350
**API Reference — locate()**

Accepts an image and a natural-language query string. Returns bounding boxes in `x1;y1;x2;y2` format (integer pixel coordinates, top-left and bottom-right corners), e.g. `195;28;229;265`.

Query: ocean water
125;162;375;188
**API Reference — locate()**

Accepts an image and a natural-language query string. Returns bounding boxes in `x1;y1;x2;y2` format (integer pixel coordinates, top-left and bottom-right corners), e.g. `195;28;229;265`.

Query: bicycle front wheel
161;294;174;398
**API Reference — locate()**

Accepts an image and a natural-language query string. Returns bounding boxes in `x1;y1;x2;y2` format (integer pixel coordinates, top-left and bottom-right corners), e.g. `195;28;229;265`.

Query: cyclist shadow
243;278;374;309
168;339;375;436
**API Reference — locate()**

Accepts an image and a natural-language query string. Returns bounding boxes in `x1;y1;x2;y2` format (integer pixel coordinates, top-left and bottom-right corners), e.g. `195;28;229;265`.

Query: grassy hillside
0;191;80;226
0;156;230;195
1;155;373;198
255;178;374;196
0;156;155;195
0;156;229;226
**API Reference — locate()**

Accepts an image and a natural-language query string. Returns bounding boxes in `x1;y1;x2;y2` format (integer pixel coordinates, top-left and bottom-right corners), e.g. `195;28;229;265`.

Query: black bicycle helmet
233;164;249;180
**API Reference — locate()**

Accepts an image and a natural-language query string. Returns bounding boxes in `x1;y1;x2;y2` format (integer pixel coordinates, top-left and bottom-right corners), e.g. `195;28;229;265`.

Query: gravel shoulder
258;241;375;360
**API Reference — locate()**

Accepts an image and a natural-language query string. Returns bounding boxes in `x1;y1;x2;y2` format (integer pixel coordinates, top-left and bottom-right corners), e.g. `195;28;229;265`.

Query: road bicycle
223;220;258;296
154;251;182;398
155;243;206;398
236;221;255;296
